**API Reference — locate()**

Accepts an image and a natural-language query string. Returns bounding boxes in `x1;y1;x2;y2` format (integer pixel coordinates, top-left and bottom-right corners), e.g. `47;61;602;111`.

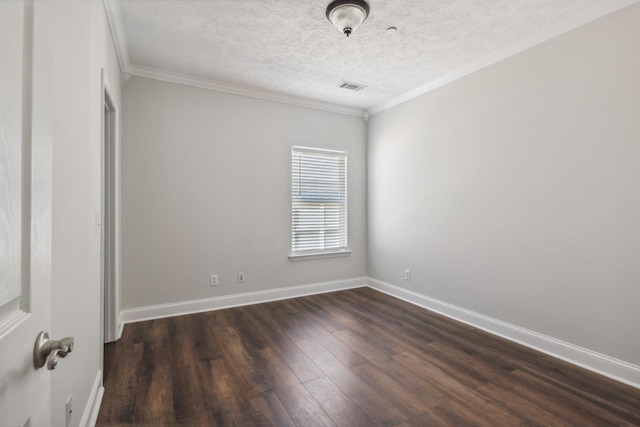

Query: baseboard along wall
80;369;104;427
118;276;640;389
367;278;640;390
120;277;368;324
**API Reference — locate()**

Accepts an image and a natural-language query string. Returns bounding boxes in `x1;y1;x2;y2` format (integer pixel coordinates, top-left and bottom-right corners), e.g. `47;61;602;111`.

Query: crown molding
368;0;640;116
129;65;365;117
104;0;638;119
103;0;132;74
102;0;363;116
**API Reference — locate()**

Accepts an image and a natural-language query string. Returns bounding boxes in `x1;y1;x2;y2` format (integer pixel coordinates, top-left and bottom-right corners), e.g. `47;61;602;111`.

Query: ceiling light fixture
326;0;370;37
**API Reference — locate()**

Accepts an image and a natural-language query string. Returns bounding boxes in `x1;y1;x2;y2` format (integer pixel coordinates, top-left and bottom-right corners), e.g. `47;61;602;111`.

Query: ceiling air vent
338;81;367;92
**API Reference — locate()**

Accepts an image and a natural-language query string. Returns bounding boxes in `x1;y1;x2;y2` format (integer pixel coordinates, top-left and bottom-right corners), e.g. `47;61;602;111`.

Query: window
290;146;349;260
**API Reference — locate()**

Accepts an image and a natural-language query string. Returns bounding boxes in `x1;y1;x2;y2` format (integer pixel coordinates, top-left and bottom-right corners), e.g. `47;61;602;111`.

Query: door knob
33;331;74;370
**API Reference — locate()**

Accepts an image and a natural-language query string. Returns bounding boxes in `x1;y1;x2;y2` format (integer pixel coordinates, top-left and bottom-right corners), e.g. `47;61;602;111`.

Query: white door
0;1;55;425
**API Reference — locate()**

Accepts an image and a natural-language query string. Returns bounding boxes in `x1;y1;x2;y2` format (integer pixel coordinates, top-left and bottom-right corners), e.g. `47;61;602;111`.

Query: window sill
288;249;351;261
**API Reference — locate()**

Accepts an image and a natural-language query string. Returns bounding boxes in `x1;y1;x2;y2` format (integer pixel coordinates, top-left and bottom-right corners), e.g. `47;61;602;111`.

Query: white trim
113;90;123;343
102;0;639;118
102;0;364;117
120;277;367;324
116;276;640;388
80;370;104;427
116;309;124;339
101;78;121;344
367;278;640;390
102;0;131;74
116;320;124;340
130;66;364;117
289;249;351;261
367;0;640;115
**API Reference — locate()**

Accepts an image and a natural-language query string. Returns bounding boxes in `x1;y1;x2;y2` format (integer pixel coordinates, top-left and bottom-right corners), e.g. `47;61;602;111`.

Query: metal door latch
33;331;74;370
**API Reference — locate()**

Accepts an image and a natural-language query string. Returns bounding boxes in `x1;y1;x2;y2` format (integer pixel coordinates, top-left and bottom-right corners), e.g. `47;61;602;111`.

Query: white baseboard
116;275;639;389
80;370;104;427
116;316;124;340
367;278;640;389
120;277;367;324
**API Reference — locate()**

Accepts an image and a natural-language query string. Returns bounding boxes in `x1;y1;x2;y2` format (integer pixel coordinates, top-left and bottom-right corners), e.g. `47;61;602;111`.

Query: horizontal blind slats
291;147;347;253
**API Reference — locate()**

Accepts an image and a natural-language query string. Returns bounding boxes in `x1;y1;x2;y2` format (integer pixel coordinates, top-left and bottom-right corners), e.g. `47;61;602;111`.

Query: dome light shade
326;0;370;37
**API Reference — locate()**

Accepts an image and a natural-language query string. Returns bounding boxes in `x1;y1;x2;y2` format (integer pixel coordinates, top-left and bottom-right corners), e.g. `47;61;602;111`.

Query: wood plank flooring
97;287;640;426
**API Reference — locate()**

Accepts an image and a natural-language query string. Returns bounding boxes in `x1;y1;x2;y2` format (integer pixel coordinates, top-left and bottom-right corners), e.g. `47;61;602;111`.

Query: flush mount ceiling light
326;0;370;37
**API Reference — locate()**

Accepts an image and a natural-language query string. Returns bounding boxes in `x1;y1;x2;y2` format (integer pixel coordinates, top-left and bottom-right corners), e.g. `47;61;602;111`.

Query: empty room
1;0;639;426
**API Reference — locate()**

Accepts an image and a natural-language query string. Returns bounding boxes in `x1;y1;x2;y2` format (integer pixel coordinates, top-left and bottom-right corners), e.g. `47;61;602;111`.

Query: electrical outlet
404;269;411;281
210;274;219;286
238;272;245;283
65;395;72;427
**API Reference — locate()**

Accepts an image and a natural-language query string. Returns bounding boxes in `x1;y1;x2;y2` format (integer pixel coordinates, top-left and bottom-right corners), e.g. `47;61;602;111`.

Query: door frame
101;70;121;346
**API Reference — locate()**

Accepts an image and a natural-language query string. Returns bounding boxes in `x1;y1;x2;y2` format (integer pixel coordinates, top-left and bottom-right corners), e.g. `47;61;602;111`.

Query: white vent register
338;81;367;92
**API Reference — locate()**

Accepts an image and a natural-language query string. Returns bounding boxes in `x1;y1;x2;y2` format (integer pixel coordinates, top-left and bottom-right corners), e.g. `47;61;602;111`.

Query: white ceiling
107;0;630;115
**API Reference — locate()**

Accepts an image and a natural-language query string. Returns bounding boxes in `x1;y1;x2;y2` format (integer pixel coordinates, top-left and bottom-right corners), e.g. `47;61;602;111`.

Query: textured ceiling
115;0;610;111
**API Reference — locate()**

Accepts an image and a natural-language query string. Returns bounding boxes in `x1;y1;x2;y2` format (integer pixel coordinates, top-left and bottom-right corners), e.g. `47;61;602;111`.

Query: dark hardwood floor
97;287;640;426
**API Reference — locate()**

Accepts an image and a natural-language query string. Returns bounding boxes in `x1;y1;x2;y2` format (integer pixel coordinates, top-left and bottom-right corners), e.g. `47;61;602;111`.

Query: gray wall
367;4;640;366
121;77;367;309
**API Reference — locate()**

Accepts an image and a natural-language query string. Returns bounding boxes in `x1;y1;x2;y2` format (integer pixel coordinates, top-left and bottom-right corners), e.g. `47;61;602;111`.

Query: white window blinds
291;146;348;256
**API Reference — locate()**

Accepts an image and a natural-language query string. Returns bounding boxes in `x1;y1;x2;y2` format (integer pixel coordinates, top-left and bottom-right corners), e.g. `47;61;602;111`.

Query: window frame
289;146;351;261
